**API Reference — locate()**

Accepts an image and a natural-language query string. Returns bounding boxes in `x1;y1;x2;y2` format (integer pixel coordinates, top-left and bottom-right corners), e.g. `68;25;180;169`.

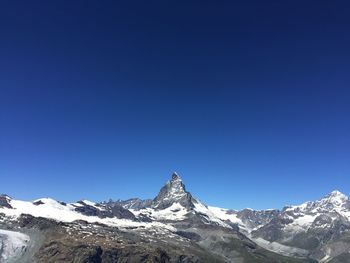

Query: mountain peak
152;172;196;210
171;172;181;181
323;190;348;204
328;190;347;197
300;190;350;211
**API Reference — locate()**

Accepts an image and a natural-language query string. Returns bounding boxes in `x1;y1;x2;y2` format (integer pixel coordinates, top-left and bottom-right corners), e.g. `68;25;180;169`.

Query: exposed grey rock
73;201;137;221
236;209;280;230
136;213;153;222
33;200;45;206
18;214;62;230
104;198;152;210
108;204;136;220
0;195;12;209
329;253;350;263
175;231;201;241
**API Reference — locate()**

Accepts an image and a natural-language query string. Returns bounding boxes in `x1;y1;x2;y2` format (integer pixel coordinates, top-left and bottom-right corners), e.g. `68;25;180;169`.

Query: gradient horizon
1;1;350;210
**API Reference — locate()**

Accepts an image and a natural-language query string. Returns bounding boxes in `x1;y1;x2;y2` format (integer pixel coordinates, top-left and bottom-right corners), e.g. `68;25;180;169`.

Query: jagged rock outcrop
104;198;152;210
235;209;280;230
0;195;12;209
73;201;137;221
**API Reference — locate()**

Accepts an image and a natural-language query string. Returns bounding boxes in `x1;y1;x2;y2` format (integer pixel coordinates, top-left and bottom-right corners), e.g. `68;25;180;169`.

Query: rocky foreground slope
0;172;349;262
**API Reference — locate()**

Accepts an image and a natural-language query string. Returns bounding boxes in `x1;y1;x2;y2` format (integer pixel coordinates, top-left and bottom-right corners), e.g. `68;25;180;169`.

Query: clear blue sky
1;1;350;210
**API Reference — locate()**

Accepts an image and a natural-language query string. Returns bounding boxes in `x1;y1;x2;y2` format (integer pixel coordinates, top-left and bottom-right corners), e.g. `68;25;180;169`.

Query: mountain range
0;172;349;262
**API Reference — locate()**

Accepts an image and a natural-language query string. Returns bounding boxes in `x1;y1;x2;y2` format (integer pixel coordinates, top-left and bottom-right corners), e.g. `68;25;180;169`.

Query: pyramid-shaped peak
152;172;196;210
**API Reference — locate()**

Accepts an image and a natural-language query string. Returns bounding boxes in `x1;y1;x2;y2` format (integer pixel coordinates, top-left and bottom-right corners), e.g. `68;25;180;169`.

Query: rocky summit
0;172;349;262
152;172;198;210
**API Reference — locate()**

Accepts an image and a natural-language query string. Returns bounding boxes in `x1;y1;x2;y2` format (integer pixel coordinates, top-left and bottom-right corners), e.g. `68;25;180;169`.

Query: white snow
252;237;309;258
0;198;176;232
286;190;349;215
133;200;231;228
282;190;350;234
0;229;30;261
133;202;189;221
193;202;230;227
71;200;105;211
81;200;96;206
207;206;249;231
208;206;240;223
281;214;318;234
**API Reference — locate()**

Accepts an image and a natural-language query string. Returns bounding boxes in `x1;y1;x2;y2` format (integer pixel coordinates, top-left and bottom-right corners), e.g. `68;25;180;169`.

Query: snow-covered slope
284;190;350;220
208;206;246;229
0;229;29;262
0;197;175;232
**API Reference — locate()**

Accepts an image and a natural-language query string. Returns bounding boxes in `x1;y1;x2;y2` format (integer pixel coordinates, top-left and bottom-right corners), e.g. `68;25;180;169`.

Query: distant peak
152;172;196;210
330;190;345;195
326;190;348;200
318;190;349;208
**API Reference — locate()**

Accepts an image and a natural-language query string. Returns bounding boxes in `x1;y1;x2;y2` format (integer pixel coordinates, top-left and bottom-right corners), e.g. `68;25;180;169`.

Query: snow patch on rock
0;229;30;262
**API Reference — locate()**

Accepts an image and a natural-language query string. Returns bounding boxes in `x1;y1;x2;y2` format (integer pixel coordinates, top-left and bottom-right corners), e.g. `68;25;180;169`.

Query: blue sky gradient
1;1;350;209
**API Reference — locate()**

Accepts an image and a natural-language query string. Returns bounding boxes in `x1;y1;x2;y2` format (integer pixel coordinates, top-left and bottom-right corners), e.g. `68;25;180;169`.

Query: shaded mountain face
104;198;152;210
0;173;348;262
72;200;137;221
235;209;280;230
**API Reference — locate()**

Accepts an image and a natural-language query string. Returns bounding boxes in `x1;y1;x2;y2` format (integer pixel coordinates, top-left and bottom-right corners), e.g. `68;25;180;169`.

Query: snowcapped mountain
284;190;350;215
151;173;204;214
249;191;350;261
126;173;228;226
0;173;349;262
204;190;350;261
152;172;197;210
